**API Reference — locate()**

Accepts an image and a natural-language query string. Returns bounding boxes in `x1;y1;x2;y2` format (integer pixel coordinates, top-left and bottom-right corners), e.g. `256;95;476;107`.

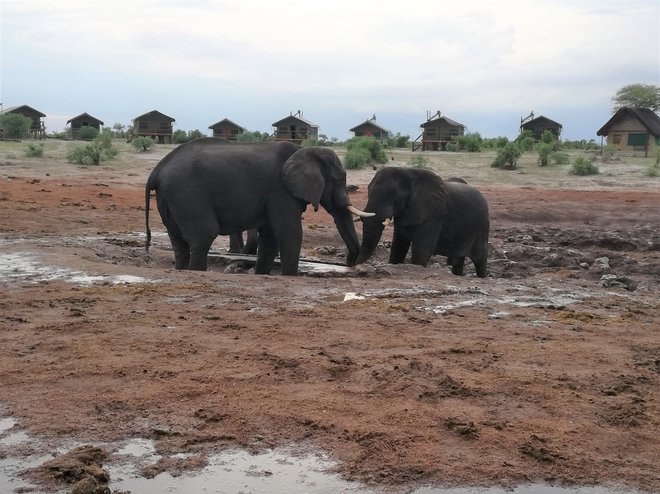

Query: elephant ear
282;148;325;210
400;171;448;225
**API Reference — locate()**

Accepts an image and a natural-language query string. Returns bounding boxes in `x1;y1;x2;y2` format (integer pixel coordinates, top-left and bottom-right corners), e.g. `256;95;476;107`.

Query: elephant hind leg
168;234;191;270
449;256;466;276
472;257;488;278
187;237;216;271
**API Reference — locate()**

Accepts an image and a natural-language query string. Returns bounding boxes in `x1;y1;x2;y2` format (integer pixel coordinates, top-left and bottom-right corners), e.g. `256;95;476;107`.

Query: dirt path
0;147;658;493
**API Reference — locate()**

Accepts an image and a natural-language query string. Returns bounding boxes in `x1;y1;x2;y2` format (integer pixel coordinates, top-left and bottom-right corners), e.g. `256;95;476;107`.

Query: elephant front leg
255;226;278;275
389;228;411;264
410;226;440;267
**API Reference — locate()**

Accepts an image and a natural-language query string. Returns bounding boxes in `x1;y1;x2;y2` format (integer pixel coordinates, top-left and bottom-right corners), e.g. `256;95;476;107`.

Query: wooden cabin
67;112;104;137
272;111;319;145
132;110;175;144
597;107;660;157
520;114;562;140
349;115;390;145
208;118;246;140
0;105;46;139
412;111;465;151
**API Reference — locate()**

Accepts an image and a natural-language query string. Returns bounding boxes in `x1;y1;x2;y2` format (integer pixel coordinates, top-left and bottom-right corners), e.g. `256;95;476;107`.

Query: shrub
569;157;600;176
67;132;118;165
236;131;270;142
0;113;33;139
551;152;570;165
344;147;371;169
515;130;535;152
188;129;204;141
67;142;103;165
482;136;509;149
77;126;99;140
537;142;554;166
172;130;188;144
408;154;429;169
454;132;482;152
344;137;388;169
491;142;521;169
389;133;410;148
25;143;44;157
132;136;156;152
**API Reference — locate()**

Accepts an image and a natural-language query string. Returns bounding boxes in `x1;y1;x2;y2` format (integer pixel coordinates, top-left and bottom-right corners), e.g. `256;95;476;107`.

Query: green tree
0;113;33;139
612;83;660;112
172;130;188;144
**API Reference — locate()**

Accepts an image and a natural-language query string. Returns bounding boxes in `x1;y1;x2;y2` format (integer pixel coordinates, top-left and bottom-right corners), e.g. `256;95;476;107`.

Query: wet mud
0;152;658;493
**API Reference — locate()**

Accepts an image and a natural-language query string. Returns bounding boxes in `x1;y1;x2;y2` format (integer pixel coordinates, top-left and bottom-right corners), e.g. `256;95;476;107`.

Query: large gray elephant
355;167;489;277
145;139;371;275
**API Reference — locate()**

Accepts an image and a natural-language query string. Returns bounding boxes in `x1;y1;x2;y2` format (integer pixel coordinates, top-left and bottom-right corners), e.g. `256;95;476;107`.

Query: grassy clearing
1;139;658;190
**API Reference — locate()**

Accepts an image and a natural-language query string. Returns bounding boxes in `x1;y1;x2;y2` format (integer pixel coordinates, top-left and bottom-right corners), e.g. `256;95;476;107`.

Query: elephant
355;167;489;277
145;139;372;275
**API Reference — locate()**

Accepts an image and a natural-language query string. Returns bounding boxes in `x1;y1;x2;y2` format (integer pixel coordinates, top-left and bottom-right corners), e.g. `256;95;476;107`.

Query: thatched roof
67;112;104;125
133;110;175;122
1;105;46;117
597;107;660;137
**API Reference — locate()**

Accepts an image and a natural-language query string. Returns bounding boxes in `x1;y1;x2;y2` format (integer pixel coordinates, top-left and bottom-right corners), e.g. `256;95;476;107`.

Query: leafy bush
454;132;482;152
388;133;410;148
172;130;188;144
344;147;372;169
408;154;429;169
515;130;535;152
77;126;99;140
132;136;156;152
0;113;33;139
344;137;388;169
67;133;118;165
491;142;521;169
25;143;44;157
551;152;570;165
482;136;509;149
188;129;204;140
236;131;270;142
569;157;600;176
537;142;554;166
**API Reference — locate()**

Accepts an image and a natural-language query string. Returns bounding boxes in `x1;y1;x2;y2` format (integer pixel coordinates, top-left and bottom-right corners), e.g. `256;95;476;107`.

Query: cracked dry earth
0;149;658;493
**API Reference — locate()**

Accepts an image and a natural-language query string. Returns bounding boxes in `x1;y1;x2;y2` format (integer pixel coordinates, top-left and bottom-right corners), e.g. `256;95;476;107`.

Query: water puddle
342;285;597;316
0;424;642;494
0;252;155;285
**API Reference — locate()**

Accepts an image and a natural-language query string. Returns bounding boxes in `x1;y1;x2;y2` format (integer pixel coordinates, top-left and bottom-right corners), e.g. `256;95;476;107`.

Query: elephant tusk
347;205;375;218
382;217;393;227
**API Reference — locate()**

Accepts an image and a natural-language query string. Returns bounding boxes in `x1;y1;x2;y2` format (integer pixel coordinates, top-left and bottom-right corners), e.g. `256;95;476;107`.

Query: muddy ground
0;143;658;493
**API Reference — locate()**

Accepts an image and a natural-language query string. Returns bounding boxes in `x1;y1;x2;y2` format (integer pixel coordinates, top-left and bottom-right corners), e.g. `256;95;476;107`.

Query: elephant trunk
332;208;361;267
356;215;387;264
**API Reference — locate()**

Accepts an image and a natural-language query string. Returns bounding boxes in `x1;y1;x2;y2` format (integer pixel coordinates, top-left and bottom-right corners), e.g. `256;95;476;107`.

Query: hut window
139;121;148;130
627;133;647;146
612;134;622;145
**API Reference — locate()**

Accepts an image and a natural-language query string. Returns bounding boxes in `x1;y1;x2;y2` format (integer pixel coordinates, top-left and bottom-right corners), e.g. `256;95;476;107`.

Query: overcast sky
1;0;658;141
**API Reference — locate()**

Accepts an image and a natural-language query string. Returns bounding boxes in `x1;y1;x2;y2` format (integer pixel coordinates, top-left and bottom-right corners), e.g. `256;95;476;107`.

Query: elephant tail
145;180;154;252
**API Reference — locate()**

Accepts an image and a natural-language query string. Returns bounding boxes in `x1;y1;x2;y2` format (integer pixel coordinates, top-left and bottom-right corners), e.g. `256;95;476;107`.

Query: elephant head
282;147;371;266
356;167;448;264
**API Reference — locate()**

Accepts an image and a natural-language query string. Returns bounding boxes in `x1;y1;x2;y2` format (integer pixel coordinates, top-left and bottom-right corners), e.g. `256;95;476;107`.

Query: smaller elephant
436;178;489;277
356;167;489;277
